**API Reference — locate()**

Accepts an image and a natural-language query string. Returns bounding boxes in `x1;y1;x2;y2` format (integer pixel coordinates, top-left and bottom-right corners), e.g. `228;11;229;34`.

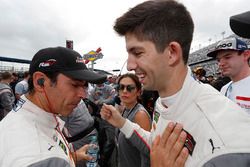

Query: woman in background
116;73;151;167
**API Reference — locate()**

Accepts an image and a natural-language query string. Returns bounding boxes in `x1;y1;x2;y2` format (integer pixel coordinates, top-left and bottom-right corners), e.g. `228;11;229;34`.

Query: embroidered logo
48;143;54;151
39;59;56;68
76;57;85;63
209;138;220;153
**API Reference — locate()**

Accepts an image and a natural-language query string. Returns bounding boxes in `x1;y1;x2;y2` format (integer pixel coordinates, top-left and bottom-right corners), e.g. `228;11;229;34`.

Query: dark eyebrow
127;46;144;53
70;78;86;86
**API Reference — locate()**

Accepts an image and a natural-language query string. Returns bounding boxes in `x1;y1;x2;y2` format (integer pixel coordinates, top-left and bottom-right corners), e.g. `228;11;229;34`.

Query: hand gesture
100;103;126;128
150;122;189;167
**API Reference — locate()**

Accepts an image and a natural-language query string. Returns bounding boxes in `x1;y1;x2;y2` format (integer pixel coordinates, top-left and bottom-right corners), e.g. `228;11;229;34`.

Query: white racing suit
0;95;75;167
120;68;250;167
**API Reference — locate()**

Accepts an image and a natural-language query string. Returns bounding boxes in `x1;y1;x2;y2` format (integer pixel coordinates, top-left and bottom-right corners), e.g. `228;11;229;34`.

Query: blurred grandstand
0;57;30;72
0;56;112;76
188;34;250;76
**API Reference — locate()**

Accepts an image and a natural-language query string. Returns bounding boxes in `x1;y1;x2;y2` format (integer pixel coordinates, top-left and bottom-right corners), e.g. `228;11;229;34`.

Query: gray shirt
0;83;15;120
118;103;151;167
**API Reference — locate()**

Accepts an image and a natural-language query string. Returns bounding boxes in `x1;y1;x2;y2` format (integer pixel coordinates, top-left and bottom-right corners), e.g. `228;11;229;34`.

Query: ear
33;72;46;92
243;50;250;62
165;41;182;66
137;89;142;97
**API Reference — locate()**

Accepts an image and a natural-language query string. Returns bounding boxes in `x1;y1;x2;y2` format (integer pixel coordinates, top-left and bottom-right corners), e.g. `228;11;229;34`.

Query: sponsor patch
153;111;160;123
59;140;68;155
183;129;196;156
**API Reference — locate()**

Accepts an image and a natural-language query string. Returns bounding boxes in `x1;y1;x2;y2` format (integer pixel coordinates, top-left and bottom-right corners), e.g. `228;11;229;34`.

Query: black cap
230;11;250;38
29;47;107;84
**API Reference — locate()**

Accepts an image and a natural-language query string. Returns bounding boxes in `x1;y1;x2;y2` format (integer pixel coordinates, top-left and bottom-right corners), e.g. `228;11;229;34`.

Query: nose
217;58;225;68
82;87;88;98
77;86;85;99
127;55;137;71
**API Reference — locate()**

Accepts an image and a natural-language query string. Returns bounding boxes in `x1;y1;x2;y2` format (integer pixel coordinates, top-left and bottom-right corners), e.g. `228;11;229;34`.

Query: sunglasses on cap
117;84;136;92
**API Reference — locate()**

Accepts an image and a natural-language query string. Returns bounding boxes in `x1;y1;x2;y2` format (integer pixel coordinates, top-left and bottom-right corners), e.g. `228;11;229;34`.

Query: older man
0;47;106;166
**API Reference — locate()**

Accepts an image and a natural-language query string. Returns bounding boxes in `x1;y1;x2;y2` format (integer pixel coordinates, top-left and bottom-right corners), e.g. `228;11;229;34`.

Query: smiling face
125;33;171;92
46;74;86;116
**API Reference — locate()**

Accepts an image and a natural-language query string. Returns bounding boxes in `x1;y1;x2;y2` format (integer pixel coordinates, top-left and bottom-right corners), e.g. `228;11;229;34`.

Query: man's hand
73;144;92;162
150;122;189;167
100;103;126;128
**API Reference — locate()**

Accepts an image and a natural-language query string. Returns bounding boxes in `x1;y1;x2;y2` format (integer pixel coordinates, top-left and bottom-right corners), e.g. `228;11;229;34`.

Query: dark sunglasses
117;84;136;92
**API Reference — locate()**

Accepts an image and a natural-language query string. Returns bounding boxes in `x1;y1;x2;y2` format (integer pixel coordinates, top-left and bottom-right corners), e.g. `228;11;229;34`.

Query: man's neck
25;93;55;114
1;80;10;85
159;66;188;98
231;67;250;82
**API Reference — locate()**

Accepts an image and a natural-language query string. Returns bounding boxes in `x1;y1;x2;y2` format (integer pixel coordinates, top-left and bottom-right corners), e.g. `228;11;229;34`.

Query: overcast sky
0;0;249;74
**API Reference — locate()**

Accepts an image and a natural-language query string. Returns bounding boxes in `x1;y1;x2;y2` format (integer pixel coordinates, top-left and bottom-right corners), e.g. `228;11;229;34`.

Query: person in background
193;67;209;83
140;89;159;118
88;83;116;108
210;74;231;91
115;73;151;167
207;37;250;114
230;11;250;39
15;71;30;101
0;47;107;166
10;72;19;103
101;0;250;166
0;71;15;121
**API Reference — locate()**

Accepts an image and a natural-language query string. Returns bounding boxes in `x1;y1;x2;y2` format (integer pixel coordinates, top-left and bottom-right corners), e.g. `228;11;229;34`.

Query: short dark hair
117;73;142;90
28;71;59;93
23;71;29;78
114;0;194;64
1;71;12;80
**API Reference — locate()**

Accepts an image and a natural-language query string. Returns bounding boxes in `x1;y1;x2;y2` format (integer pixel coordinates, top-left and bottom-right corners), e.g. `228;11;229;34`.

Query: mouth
121;95;129;99
70;102;80;108
221;67;229;73
135;72;146;84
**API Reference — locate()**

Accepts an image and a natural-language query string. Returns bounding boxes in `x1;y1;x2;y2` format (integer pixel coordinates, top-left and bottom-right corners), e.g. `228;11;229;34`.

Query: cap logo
76;57;85;64
39;59;56;68
216;42;232;49
238;44;247;49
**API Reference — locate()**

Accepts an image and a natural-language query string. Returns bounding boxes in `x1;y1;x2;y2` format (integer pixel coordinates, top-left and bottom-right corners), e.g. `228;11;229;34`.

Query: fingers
100;104;112;120
150;123;189;167
169;130;187;161
150;135;161;167
151;135;161;154
175;147;189;167
83;144;95;161
75;144;93;161
160;122;175;147
152;135;161;150
165;123;183;151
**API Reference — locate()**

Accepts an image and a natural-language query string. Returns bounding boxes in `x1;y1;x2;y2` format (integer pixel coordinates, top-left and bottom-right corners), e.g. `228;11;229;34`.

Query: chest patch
183;129;196;156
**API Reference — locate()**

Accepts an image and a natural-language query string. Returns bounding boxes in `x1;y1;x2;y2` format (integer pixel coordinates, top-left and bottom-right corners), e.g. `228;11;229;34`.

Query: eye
224;55;232;60
133;51;143;57
72;83;78;88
